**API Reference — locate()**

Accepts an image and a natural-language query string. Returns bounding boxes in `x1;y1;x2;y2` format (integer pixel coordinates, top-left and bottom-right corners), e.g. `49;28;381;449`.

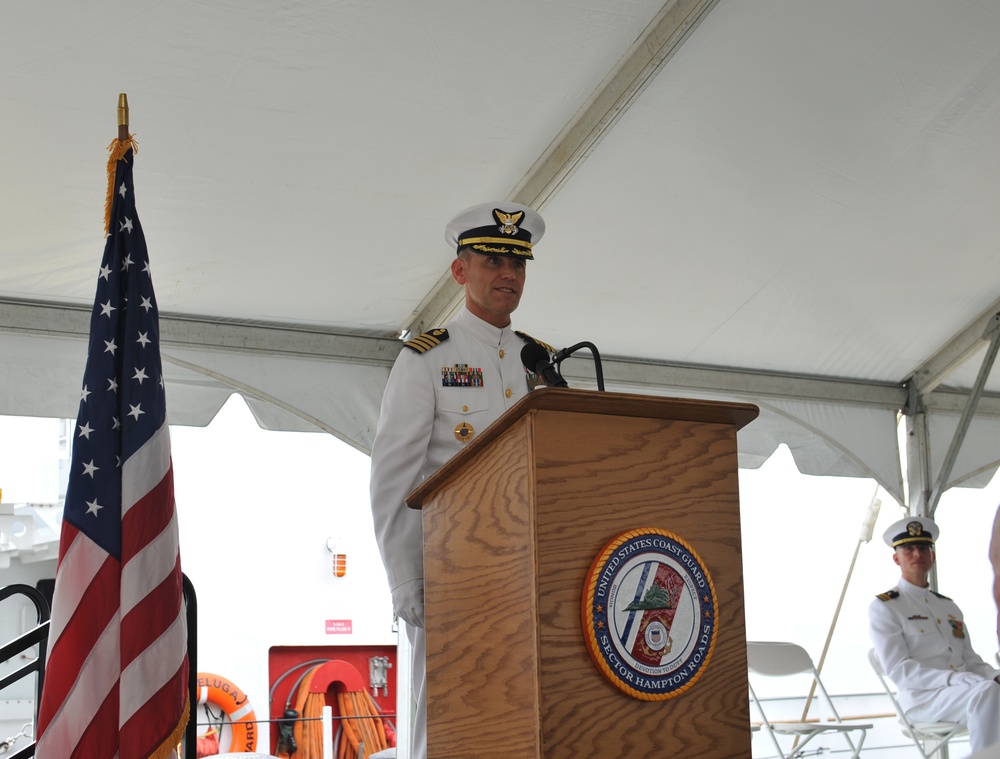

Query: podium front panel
419;395;753;759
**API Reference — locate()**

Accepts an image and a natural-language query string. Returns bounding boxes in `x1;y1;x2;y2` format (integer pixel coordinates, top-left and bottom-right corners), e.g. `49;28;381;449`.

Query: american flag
35;143;189;758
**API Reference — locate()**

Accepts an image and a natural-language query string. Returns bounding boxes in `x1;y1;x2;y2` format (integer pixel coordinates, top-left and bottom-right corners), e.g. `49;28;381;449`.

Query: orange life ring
196;672;258;753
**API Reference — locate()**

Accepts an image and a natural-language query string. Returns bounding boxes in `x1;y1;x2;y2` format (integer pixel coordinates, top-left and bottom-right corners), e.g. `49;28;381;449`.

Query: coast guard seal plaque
581;527;718;701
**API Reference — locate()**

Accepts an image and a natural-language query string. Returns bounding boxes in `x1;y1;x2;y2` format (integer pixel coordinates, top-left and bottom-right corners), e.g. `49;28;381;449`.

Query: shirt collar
897;576;932;596
453;305;514;346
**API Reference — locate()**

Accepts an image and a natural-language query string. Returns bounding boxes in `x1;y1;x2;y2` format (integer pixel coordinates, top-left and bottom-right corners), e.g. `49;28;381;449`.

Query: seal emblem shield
581;527;718;701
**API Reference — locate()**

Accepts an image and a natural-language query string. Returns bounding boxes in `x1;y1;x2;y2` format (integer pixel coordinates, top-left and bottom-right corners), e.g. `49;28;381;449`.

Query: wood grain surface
420;393;756;758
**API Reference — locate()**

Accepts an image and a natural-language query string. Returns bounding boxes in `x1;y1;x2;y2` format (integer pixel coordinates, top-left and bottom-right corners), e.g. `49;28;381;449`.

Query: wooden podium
407;388;759;758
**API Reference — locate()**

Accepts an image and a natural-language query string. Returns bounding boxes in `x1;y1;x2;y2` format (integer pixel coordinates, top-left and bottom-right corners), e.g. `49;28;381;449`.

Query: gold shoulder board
404;328;449;354
876;590;900;602
516;330;556;354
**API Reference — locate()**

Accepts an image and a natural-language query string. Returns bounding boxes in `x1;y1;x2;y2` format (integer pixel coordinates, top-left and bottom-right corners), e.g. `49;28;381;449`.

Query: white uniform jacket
869;576;1000;710
369;306;547;595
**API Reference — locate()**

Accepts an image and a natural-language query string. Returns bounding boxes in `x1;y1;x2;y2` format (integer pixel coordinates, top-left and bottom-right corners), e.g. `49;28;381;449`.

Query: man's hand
392;578;425;628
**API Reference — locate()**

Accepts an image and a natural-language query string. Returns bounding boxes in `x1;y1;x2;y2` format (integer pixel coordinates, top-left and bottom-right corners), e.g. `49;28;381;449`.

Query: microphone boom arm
552;341;605;391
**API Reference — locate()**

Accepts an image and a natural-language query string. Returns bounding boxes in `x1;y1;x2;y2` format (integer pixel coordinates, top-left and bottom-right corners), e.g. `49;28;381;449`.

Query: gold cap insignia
886;516;937;548
494;209;524;236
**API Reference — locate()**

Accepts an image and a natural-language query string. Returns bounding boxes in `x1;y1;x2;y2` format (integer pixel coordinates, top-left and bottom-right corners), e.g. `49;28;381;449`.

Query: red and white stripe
36;423;188;758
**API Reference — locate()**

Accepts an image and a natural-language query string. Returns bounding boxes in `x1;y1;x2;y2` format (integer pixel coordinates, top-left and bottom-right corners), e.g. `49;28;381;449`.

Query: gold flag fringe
156;691;190;759
104;135;138;237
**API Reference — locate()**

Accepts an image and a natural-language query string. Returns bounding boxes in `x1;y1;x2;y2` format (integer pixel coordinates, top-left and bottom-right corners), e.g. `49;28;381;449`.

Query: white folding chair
867;648;968;758
747;641;871;759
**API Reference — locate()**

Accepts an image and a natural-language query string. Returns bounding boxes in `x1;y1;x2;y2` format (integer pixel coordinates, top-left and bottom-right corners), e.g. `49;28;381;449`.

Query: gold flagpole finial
106;94;135;236
118;93;129;141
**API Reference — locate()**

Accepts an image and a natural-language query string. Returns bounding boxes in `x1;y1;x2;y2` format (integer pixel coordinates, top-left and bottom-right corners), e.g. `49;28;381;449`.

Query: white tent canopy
3;0;1000;511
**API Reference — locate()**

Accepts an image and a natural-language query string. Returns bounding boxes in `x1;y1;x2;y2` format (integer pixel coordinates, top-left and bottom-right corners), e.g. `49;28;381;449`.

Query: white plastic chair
867;648;968;758
747;641;871;759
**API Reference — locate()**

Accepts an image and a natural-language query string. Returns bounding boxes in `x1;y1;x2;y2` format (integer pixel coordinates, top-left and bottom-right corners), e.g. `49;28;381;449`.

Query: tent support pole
927;314;1000;516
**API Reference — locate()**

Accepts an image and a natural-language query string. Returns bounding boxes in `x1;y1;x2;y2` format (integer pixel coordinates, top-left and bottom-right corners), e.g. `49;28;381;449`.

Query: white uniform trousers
906;678;1000;752
405;622;427;759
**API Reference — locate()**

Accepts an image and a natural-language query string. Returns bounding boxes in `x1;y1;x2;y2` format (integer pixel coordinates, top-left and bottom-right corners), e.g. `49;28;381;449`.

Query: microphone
520;343;569;388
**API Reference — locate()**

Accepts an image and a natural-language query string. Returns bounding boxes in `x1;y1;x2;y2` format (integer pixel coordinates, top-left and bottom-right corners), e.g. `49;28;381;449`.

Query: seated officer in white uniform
869;516;1000;753
991;504;1000;645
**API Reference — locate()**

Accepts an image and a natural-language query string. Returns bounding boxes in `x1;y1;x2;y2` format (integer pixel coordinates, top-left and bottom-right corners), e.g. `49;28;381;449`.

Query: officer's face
451;252;526;328
893;542;935;583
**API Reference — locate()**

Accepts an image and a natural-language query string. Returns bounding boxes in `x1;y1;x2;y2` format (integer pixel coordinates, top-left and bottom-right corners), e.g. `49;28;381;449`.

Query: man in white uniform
369;201;554;759
972;507;1000;759
991;504;1000;645
869;516;1000;753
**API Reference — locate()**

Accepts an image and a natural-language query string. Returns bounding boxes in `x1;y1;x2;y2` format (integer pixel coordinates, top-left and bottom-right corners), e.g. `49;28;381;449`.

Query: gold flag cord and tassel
104;93;138;237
